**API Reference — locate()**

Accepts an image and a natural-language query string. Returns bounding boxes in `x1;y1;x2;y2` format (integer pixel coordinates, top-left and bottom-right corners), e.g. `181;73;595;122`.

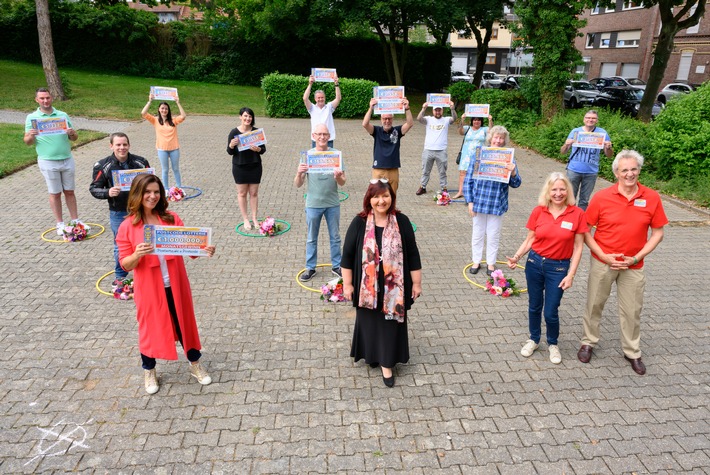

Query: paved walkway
0;110;134;133
1;114;708;473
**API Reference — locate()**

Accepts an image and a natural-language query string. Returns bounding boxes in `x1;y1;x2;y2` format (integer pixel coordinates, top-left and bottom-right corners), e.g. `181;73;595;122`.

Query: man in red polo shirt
578;150;668;375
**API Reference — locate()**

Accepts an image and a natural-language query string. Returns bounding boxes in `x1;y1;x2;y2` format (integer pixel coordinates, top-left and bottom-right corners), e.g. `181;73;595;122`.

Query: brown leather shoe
415;186;427;195
577;345;593;363
624;355;646;375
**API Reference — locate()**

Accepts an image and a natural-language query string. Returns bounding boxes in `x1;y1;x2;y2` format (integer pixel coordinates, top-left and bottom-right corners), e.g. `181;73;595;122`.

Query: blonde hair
537;172;576;207
485;125;510;146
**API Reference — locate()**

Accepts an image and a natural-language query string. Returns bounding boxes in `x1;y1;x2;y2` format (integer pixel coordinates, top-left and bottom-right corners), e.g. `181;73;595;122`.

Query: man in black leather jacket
90;133;150;284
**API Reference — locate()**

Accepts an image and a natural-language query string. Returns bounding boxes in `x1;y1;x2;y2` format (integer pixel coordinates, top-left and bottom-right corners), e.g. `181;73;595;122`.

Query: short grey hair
612;149;644;174
485;125;510;146
314;89;325;96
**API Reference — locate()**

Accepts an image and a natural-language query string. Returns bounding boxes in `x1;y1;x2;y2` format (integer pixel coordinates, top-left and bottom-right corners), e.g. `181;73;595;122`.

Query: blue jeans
157;149;181;188
566;170;597;210
305;206;341;270
525;250;570;345
110;210;128;279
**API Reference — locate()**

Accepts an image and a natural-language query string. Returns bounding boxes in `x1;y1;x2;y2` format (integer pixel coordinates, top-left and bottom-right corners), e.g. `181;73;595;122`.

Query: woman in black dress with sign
227;107;266;230
341;179;422;387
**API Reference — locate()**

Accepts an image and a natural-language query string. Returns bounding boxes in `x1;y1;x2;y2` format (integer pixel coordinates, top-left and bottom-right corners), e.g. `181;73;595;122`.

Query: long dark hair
239;107;256;127
358;181;399;218
127;174;175;225
157;102;175;127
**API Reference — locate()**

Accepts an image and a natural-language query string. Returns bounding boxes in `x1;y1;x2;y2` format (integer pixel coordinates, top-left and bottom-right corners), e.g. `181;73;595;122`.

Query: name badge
561;221;573;231
634;199;647;207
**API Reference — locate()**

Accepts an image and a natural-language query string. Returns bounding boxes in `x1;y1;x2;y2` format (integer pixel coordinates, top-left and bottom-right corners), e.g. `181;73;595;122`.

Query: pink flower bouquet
259;216;283;237
434;190;451;206
167;186;185;202
112;277;134;300
321;277;347;302
485;269;521;298
61;220;89;242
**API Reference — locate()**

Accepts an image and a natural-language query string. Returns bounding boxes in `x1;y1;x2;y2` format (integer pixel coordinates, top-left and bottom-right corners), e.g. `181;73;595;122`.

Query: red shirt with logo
527;205;589;260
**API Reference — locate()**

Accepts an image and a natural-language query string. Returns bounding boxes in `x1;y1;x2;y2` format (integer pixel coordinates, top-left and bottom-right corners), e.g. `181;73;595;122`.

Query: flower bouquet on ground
321;277;347;302
167;186;185;202
62;220;89;242
434;190;451;206
259;216;283;237
112;277;134;300
485;269;521;298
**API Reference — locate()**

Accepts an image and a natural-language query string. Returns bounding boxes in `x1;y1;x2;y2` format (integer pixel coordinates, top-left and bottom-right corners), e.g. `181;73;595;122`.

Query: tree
34;0;65;100
637;0;705;122
460;0;509;89
424;2;466;48
512;0;591;120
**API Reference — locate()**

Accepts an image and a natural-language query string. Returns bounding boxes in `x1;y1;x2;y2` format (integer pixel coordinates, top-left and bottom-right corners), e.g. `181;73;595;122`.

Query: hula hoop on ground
463;260;528;293
41;223;106;243
180;186;202;200
411;222;417;232
296;263;338;293
303;191;349;202
96;270;115;296
235;219;291;237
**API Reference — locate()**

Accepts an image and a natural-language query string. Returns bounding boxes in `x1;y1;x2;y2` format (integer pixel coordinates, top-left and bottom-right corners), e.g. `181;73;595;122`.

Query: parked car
500;75;523;90
618;77;647;90
480;71;504;89
451;71;473;84
563;80;600;108
589;77;628;91
656;83;697;104
592;86;663;118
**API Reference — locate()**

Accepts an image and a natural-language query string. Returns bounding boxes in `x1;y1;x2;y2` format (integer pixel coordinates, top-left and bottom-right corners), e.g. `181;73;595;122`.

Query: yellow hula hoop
96;270;115;296
296;263;338;293
463;260;528;293
41;223;106;243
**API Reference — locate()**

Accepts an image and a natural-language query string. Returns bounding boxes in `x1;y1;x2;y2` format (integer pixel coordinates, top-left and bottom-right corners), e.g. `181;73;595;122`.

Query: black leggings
141;287;201;369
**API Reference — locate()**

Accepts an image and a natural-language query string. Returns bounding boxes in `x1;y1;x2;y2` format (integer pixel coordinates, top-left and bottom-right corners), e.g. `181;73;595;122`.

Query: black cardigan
341;212;422;314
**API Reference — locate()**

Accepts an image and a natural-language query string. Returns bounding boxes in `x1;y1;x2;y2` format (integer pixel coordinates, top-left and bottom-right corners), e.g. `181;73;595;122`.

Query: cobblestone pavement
0;110;133;133
1;114;708;474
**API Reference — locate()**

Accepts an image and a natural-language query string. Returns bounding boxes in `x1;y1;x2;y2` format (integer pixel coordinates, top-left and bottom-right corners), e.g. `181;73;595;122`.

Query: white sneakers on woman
549;345;562;364
144;369;159;394
521;340;562;364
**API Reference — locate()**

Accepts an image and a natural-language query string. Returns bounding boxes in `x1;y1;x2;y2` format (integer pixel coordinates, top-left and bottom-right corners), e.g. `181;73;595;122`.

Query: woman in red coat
117;174;215;394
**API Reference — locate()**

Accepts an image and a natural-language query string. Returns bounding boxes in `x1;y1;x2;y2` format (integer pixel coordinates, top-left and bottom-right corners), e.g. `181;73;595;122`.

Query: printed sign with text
112;168;155;191
463;104;490;118
306;150;343;174
311;68;337;82
237;128;267;151
374;86;405;115
475;147;515;184
574;131;606;149
426;93;451;108
32;117;68;135
150;86;179;101
144;225;212;257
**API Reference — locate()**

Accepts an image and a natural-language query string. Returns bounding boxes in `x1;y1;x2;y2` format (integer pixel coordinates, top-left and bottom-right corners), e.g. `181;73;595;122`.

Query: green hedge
262;73;378;118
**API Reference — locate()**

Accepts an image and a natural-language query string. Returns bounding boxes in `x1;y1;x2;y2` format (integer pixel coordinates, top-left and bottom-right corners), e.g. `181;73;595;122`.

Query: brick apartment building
577;0;709;87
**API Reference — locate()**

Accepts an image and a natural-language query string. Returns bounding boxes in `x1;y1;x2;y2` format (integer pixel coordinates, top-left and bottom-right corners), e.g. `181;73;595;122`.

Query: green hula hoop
304;191;349;202
235;219;291;237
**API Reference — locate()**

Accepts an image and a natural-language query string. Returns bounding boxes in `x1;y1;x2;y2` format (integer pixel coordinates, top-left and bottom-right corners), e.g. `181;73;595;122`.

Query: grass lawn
0;123;106;178
0;59;266;120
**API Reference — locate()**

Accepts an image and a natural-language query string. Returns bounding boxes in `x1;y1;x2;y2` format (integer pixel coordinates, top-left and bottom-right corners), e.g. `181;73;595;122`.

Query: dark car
592;86;663;118
589;77;628;91
563;80;600;108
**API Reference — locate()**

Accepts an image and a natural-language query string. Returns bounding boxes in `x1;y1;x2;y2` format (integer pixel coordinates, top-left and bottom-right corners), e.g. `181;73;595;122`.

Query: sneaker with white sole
190;362;212;385
521;339;539;357
144;369;159;394
56;222;65;236
549;345;562;364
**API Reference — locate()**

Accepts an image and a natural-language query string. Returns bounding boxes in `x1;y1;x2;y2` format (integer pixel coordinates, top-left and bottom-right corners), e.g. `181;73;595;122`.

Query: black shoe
486;267;496;276
299;269;316;282
468;265;481;275
331;267;342;278
382;375;395;387
415;186;427;196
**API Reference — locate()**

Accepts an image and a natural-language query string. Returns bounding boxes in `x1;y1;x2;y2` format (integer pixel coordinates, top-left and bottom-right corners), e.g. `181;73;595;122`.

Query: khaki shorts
38;157;75;194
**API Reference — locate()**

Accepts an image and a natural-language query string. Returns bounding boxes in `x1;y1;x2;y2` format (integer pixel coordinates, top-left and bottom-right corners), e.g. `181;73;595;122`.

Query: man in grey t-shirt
294;124;347;282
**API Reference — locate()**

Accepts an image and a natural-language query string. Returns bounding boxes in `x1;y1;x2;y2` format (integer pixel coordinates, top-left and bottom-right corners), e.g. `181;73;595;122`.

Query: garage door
600;62;617;76
452;54;468;74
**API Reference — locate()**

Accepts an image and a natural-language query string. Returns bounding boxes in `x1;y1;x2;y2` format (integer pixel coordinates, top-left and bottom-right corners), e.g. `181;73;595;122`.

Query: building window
586;33;596;48
491;28;498;40
600;33;611;48
677;51;694;81
592;2;600;14
486;54;497;65
622;1;644;10
616;30;641;47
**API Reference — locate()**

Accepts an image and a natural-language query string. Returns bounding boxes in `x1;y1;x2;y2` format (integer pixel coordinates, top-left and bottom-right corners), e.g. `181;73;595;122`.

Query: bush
262;73;378;118
447;81;477;109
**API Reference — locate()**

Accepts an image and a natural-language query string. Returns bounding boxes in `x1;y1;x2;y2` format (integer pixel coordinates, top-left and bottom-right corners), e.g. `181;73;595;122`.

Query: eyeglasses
313;133;330;137
370;178;389;184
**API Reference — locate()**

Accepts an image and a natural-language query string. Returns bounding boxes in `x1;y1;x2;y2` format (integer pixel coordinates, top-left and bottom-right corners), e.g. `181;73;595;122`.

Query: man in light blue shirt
560;110;613;210
24;87;84;233
294;124;347;282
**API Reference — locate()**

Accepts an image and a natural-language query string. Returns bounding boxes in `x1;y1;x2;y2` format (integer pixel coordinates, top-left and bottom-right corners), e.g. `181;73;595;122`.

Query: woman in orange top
141;94;186;190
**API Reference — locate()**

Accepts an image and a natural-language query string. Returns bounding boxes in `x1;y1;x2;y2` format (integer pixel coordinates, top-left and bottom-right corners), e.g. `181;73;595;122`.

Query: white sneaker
56;222;65;236
190;362;212;385
521;339;539;357
549;345;562;364
144;369;159;394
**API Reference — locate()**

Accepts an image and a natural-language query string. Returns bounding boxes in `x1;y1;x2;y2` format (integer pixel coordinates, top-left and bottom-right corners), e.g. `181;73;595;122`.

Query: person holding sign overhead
463;125;521;276
141;92;187;191
227;107;267;230
303;72;342;147
90;132;151;284
415;99;457;196
560;110;612;210
362;97;414;194
294;124;347;282
117;174;215;394
24;87;86;234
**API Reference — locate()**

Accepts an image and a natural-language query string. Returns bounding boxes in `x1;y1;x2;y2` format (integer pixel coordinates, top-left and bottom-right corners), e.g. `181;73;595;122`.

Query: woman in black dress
341;179;422;387
227;107;266;230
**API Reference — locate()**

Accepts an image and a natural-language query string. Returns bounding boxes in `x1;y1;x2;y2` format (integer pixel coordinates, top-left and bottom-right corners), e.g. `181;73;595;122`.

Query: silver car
563;81;600;109
656;83;696;104
480;71;504;89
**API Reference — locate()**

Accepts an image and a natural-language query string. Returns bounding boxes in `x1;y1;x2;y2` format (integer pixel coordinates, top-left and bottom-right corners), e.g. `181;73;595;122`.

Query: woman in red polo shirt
506;172;588;364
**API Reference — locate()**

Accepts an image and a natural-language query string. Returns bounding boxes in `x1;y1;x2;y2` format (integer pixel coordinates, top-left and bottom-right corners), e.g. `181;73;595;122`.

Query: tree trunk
638;23;678;122
541;89;563;121
35;0;65;100
468;19;493;89
374;23;395;85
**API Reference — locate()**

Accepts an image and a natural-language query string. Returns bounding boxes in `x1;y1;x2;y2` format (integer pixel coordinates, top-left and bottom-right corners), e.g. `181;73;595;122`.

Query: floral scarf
358;211;406;322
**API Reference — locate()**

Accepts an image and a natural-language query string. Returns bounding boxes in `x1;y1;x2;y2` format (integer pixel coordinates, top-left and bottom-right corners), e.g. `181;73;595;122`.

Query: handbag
455;127;470;165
